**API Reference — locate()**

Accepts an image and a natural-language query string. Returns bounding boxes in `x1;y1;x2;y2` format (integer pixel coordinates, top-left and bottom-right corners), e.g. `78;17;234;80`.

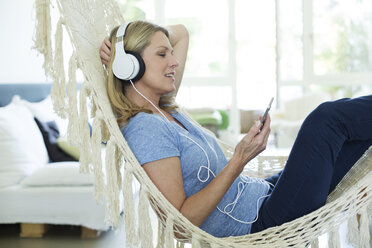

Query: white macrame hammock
33;0;372;247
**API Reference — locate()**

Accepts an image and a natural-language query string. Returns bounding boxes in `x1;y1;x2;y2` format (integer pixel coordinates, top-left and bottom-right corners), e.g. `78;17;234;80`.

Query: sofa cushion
56;136;80;161
34;118;77;162
0;100;49;188
20;162;93;186
12;95;68;136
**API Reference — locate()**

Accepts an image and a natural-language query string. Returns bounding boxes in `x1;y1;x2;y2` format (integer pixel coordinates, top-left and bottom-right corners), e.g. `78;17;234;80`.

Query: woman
100;20;372;237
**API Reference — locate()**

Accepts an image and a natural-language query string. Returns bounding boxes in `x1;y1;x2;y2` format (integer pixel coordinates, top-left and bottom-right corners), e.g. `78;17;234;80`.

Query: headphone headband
116;23;129;38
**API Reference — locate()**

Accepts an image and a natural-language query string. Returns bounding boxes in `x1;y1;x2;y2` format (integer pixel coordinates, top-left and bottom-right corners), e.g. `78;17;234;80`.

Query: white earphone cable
130;80;273;225
180;133;273;225
130;80;169;121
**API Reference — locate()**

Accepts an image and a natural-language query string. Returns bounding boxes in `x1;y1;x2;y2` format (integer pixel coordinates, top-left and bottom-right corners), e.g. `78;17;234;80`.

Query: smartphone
260;97;274;124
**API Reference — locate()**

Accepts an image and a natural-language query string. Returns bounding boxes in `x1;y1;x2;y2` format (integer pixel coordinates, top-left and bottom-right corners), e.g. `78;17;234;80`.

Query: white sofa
0;83;108;237
271;92;330;148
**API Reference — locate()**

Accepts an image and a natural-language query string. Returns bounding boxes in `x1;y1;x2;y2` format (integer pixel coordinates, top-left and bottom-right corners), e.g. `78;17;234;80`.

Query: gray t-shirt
121;111;270;237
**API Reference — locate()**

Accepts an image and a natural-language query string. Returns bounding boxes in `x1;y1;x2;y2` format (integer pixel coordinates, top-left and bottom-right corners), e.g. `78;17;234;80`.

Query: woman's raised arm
167;24;189;95
100;37;111;67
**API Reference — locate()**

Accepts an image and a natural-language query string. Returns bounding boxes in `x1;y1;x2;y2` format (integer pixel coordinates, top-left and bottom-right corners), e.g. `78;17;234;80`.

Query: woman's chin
162;87;176;96
166;89;176;95
167;84;176;93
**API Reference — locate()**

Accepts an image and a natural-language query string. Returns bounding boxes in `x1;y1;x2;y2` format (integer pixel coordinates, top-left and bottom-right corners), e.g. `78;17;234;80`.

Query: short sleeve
121;113;180;165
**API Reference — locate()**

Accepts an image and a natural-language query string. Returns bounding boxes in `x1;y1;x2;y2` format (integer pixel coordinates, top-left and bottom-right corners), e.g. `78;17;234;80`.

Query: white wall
0;0;48;83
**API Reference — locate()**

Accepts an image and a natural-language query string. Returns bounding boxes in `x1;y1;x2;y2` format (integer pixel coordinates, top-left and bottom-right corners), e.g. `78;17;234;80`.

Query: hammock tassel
165;216;175;248
66;52;80;145
78;85;92;173
157;221;165;248
358;207;370;248
115;147;123;189
104;139;121;227
328;229;340;248
123;167;138;247
347;212;360;246
101;120;111;144
33;0;53;77
191;234;201;248
139;186;153;248
176;241;185;248
91;115;105;203
51;17;67;118
90;97;97;119
210;243;221;248
310;237;319;248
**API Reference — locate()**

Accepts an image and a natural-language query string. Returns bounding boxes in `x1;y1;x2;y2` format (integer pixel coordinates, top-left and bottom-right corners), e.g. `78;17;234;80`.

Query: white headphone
112;22;146;82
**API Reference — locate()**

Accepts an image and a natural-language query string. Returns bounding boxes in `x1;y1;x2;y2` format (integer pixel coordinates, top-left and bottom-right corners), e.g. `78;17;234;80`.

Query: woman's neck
125;83;162;113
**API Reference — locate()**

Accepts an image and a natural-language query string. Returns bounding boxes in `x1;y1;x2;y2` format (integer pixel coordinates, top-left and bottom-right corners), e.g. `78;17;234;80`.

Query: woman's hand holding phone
233;111;271;169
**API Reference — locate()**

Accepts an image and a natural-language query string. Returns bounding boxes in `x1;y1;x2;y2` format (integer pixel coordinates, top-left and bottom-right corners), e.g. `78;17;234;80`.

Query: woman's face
139;31;179;96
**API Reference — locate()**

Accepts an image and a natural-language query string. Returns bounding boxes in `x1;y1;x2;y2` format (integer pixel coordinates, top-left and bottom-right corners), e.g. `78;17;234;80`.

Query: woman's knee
299;100;344;134
306;100;343;124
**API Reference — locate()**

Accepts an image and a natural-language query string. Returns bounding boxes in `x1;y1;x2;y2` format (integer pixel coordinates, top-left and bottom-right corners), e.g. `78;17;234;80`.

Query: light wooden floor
0;224;126;248
0;221;363;248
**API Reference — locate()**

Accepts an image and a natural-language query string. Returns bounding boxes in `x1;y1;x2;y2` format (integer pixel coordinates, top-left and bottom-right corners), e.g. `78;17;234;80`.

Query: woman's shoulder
121;112;170;134
129;112;156;122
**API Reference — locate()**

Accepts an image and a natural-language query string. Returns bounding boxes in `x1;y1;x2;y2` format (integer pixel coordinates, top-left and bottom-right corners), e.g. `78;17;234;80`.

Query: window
166;0;229;78
278;0;303;82
278;0;372;102
121;0;229;78
118;0;372;143
313;0;372;75
235;0;276;110
119;0;243;140
119;0;279;138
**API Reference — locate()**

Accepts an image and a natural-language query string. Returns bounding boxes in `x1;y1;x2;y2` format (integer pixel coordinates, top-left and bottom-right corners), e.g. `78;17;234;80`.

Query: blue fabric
0;84;52;107
122;112;270;237
0;83;83;107
251;95;372;233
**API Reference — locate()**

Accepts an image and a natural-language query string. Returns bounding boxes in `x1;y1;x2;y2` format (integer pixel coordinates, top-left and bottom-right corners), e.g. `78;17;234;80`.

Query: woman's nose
170;56;179;68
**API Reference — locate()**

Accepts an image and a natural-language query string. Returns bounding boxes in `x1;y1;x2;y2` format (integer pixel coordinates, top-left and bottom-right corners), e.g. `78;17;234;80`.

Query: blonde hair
106;20;178;127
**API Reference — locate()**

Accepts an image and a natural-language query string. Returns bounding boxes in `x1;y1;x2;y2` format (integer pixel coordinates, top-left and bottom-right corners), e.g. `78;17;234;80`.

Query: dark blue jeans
251;95;372;233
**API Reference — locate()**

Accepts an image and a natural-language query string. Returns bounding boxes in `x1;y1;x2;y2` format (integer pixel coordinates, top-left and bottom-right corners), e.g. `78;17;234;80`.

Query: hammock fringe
66;52;80;145
359;207;370;248
101;120;111;143
51;17;67;118
157;221;165;248
123;167;138;246
33;0;53;77
191;234;201;248
139;186;153;248
210;243;220;248
310;237;319;248
78;85;92;173
104;139;121;227
91;115;105;203
328;229;341;248
165;216;175;248
115;146;123;189
176;241;184;248
347;208;360;246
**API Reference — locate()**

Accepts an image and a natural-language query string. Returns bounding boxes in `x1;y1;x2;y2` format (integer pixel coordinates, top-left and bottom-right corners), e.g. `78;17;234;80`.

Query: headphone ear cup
127;51;146;82
112;52;136;80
